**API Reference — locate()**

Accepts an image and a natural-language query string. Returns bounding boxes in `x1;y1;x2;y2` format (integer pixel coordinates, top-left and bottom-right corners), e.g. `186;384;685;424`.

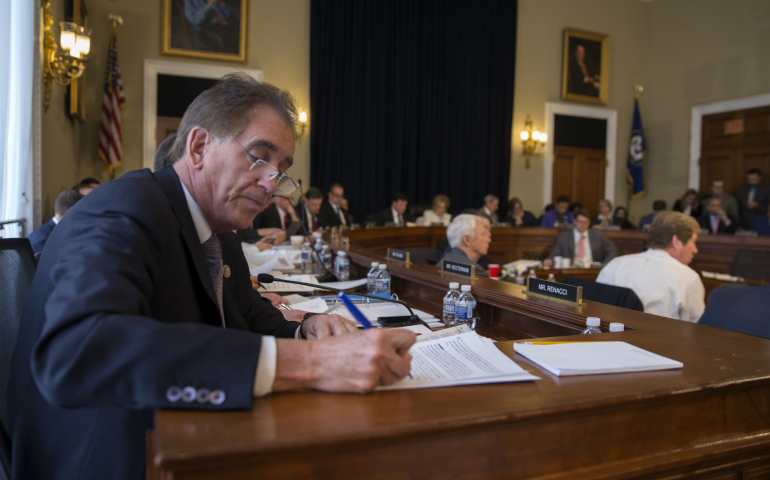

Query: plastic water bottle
301;242;313;274
528;269;538;279
581;317;602;335
334;251;350;281
442;282;461;326
455;285;477;330
320;244;332;270
366;262;380;293
314;237;324;253
375;264;391;295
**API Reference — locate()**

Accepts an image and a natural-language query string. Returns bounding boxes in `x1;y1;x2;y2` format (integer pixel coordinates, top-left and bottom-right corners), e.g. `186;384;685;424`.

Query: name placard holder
440;259;476;279
525;277;583;306
387;248;411;265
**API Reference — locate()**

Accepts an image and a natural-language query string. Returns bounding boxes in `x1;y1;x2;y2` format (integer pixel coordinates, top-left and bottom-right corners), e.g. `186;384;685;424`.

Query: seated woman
673;189;702;218
417;194;452;226
504;197;537;226
591;199;613;228
612;206;636;230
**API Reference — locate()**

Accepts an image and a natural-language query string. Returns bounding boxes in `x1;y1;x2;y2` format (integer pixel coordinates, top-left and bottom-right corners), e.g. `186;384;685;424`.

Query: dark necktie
201;234;225;327
312;215;318;231
283;212;290;231
399;214;404;226
336;206;346;226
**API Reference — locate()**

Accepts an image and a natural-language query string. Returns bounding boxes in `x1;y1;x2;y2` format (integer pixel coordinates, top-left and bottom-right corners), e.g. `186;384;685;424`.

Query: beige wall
40;0;310;220
511;0;770;223
41;0;770;223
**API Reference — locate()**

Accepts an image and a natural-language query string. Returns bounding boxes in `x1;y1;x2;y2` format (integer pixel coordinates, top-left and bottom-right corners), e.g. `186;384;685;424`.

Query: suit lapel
154;167;221;325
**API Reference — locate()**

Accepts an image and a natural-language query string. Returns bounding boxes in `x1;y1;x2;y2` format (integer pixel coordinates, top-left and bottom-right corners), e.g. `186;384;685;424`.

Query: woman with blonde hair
417;194;452;226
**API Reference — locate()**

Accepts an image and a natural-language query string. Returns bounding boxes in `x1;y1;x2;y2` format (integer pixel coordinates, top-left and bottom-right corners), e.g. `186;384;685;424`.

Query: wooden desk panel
150;229;770;479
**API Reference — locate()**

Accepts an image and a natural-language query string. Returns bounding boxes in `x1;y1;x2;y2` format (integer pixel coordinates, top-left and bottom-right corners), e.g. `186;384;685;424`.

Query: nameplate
440;259;475;279
526;277;582;305
387;248;411;265
735;230;758;237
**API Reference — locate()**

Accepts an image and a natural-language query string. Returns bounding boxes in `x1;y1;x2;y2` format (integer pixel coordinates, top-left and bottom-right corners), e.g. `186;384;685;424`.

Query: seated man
540;195;573;227
27;189;83;253
697;196;737;234
253;191;301;235
72;177;101;196
597;211;704;322
543;209;618;268
475;194;500;224
638;200;666;230
752;203;770;235
377;191;415;226
701;179;740;226
439;214;492;277
296;186;324;233
153;133;177;170
8;74;415;480
318;182;353;228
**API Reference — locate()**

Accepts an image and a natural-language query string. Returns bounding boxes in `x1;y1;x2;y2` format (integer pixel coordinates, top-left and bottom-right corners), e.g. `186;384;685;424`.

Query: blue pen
337;292;373;329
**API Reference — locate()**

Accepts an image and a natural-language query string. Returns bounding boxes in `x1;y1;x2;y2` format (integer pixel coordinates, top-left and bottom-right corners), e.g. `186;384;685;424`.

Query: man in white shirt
476;194;500;224
544;209;618;267
597;211;705;322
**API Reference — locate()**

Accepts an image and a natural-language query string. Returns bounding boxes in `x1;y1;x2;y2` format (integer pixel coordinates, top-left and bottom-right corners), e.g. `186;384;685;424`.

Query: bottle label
443;303;455;315
302;252;310;260
375;279;390;289
455;305;468;319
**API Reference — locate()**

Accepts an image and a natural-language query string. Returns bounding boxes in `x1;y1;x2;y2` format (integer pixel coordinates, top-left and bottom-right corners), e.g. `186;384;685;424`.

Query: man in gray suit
736;169;770;230
476;194;500;225
701;179;740;226
543;209;618;267
439;214;492;277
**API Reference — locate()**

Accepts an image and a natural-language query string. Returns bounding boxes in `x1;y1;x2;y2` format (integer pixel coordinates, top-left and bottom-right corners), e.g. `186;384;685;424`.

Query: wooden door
700;105;770;195
156;116;182;149
552;146;606;216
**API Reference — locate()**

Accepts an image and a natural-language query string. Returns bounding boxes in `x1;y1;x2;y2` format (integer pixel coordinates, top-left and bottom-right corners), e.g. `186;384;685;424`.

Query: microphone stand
293;182;337;282
256;273;425;326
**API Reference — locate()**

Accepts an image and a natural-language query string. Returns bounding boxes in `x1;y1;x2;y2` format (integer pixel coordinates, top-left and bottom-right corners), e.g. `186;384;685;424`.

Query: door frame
544;102;617;208
689;93;770;190
143;59;263;170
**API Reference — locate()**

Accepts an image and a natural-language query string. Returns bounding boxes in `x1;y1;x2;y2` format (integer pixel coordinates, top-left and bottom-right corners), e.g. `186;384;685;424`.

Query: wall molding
142;59;263;170
543;102;618;208
688;93;770;189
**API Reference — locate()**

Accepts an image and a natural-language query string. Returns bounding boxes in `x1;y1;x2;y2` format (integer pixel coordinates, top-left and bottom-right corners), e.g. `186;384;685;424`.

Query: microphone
256;273;426;326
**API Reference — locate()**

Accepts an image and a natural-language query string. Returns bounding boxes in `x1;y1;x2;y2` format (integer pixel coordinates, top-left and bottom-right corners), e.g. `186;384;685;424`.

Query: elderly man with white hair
439;214;492;277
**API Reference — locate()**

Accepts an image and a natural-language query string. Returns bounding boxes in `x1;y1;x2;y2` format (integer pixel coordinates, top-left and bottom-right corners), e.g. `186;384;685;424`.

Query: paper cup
554;256;563;268
488;264;500;277
290;235;304;250
562;258;571;268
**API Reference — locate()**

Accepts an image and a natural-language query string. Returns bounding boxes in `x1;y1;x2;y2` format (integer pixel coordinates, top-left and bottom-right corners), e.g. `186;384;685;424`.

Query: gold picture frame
561;28;609;104
161;0;247;63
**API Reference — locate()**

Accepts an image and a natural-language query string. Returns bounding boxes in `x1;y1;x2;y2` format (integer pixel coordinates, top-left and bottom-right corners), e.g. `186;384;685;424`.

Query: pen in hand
337;292;373;329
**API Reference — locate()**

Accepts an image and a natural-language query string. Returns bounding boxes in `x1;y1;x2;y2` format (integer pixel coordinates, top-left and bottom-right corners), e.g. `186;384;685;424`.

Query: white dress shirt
391;207;403;226
597;249;705;323
573;229;593;266
417;210;451;226
333;203;347;226
181;182;277;397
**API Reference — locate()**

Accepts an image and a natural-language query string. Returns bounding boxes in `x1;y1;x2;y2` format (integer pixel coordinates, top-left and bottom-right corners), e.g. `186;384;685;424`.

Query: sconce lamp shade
76;27;92;56
299;111;308;123
520;131;529;140
59;22;78;51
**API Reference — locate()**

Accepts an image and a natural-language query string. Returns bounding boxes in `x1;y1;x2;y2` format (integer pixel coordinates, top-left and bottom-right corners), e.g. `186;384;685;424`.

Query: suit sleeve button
209;389;226;406
196;388;211;404
166;386;182;403
181;386;197;403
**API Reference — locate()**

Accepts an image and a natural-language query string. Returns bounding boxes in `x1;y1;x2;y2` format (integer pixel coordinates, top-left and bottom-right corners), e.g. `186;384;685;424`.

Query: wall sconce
295;111;308;142
520;115;546;169
42;2;92;112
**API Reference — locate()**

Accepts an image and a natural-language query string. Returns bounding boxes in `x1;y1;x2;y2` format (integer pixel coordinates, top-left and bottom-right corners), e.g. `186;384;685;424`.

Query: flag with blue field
626;96;646;198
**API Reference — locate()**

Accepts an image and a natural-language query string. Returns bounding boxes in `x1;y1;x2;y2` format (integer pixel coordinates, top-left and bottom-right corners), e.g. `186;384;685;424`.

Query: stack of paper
513;341;683;376
257;275;319;293
379;330;539;390
243;247;301;273
287;297;444;328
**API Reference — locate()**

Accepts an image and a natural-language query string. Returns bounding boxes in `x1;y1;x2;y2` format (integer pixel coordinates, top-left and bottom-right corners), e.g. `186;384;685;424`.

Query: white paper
319;278;368;290
249;258;279;276
378;331;539;390
513;341;683;376
286;297;328;314
283;294;308;305
257;275;319;293
415;324;472;343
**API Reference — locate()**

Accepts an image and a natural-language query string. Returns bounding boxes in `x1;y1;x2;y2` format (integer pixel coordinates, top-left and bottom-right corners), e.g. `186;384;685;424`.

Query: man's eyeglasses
231;134;298;194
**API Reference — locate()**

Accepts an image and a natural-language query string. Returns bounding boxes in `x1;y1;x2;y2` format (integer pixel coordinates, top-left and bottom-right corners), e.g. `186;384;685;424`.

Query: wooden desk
149;229;770;479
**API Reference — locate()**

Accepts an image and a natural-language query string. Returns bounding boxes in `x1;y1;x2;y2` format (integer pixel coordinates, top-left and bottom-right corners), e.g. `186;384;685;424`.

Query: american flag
98;26;126;174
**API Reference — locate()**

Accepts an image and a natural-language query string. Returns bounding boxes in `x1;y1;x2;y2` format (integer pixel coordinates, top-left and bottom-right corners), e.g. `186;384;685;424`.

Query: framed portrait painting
162;0;247;63
561;29;609;104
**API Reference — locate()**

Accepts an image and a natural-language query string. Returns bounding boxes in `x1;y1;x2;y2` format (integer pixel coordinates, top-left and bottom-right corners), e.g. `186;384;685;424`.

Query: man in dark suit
752;204;770;235
318;182;353;228
568;44;600;97
698;196;737;234
475;194;500;224
7;74;414;480
638;200;667;230
253;191;301;234
543;209;618;267
295;186;324;233
27;189;83;253
736;169;770;230
377;191;415;226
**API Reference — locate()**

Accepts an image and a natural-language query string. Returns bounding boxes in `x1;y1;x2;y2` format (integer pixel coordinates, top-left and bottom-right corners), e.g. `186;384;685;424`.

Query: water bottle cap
378;264;387;270
609;322;624;332
337;251;346;257
586;317;601;327
303;242;310;246
449;282;459;289
461;285;471;292
371;262;379;267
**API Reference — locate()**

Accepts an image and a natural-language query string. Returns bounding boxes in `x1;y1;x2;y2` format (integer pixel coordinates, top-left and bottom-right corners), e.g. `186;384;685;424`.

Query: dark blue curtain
310;0;517;222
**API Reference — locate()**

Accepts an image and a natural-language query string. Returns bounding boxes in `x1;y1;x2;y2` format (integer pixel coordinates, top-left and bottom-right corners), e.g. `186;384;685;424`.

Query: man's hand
273;329;416;393
748;200;758;210
256;231;285;251
301;314;359;340
260;292;289;307
543;258;554;267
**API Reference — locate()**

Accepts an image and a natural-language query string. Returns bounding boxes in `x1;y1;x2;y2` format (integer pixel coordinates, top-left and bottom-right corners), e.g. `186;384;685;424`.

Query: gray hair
447;214;479;248
169;72;298;163
154;133;177;171
484;194;499;204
